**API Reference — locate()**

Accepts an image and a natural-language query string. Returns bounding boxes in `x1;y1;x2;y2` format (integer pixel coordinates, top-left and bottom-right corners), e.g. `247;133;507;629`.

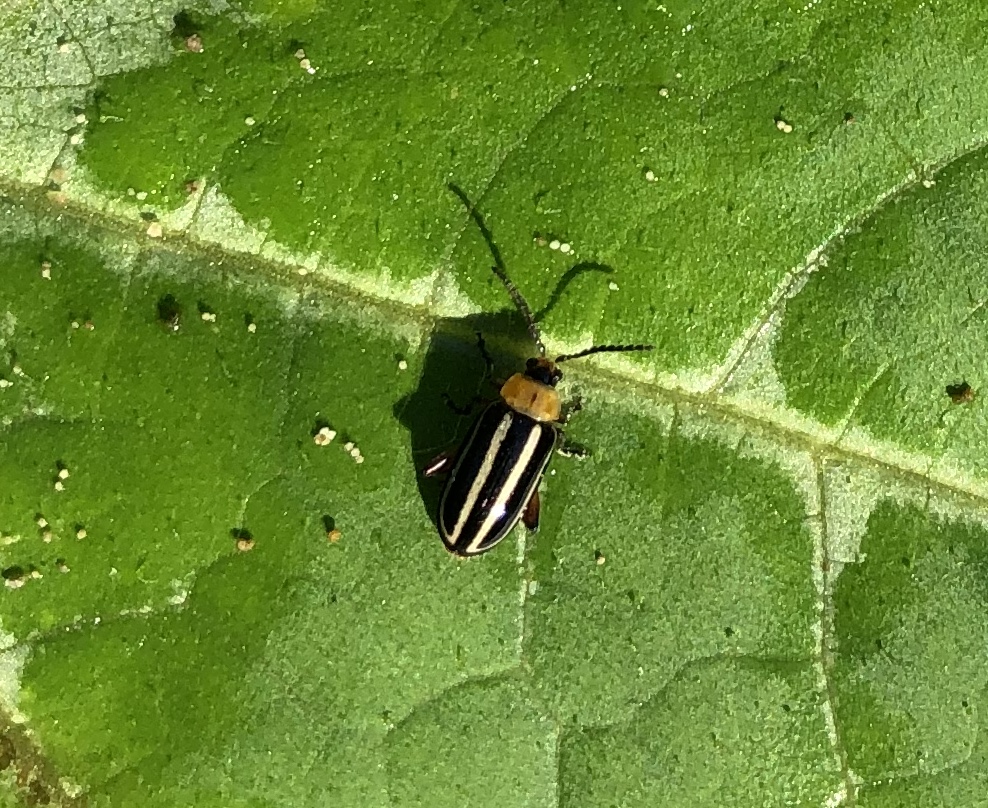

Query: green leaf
2;1;988;806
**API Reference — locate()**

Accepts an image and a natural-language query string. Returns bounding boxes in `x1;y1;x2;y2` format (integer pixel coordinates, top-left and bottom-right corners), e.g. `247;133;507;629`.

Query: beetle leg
475;332;510;392
559;395;583;424
521;489;541;532
475;331;495;379
557;439;590;460
423;452;455;477
442;392;488;416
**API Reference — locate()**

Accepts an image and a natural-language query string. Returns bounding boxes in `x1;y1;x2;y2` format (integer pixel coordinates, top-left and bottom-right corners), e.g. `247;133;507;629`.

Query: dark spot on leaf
724;626;734;637
171;10;202;40
843;111;856;124
901;556;911;567
157;294;181;332
962;700;969;708
139;210;158;222
946;381;975;404
1;566;24;581
27;778;49;806
0;735;13;770
781;703;791;712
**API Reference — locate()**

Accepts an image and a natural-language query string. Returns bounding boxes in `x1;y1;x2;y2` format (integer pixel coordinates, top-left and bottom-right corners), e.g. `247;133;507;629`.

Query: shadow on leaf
394;309;533;532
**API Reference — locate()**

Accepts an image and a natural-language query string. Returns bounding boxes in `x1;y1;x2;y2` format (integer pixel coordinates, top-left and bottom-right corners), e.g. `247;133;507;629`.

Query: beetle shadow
533;261;614;321
394;309;532;529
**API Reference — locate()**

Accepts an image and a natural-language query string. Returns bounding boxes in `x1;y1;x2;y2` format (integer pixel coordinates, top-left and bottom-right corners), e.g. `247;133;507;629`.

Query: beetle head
524;357;563;387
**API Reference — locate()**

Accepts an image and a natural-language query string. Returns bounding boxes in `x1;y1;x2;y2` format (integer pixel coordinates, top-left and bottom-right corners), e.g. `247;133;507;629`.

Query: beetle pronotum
425;192;653;557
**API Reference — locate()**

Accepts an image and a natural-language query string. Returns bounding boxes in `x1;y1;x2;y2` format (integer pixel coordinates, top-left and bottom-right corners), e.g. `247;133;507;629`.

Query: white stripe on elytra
466;424;543;555
448;412;513;546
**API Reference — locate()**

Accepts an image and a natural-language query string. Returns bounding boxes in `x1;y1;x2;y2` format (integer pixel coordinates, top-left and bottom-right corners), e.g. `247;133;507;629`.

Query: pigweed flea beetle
425;188;653;557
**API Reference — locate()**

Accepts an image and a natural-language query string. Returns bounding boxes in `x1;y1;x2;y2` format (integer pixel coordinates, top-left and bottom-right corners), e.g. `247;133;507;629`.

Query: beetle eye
526;357;538;369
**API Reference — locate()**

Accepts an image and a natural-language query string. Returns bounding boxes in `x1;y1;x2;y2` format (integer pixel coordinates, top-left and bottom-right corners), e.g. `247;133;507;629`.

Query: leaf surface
1;2;988;806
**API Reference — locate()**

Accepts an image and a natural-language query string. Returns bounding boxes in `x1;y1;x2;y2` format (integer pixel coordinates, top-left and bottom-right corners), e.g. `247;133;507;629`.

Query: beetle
425;203;652;556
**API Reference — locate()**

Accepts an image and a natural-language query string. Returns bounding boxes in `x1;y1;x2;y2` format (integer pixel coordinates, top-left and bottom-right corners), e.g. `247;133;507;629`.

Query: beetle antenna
448;182;545;356
555;344;654;363
489;264;544;355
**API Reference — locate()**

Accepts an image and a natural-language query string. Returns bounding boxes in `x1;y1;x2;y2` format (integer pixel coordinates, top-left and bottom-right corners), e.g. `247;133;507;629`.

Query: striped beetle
425;195;652;557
